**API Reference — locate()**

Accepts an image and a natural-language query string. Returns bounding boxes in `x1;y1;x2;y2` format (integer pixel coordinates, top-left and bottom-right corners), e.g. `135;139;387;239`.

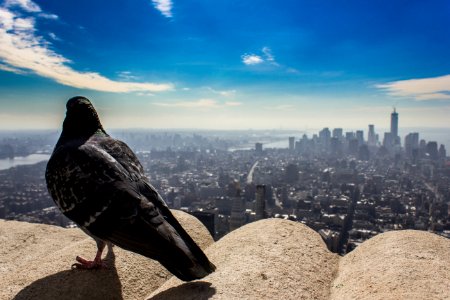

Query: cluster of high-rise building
282;109;446;163
0;109;449;254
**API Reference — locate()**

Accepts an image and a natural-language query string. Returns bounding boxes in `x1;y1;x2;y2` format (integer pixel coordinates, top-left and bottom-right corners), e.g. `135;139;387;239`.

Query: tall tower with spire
390;108;399;145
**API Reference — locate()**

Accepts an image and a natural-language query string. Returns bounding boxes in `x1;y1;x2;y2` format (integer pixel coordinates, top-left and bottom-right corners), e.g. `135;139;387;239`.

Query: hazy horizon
1;0;450;130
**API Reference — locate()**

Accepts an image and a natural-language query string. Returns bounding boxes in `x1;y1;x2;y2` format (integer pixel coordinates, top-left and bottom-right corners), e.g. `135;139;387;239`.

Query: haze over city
0;0;450;130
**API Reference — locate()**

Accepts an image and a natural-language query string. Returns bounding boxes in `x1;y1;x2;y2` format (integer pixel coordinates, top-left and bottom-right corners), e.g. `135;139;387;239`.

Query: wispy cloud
152;0;173;18
136;92;155;97
0;2;173;93
38;13;58;20
117;71;139;81
153;99;242;109
206;87;236;97
264;104;296;111
48;32;61;41
261;46;280;66
241;47;300;73
225;101;242;106
154;99;218;108
377;74;450;101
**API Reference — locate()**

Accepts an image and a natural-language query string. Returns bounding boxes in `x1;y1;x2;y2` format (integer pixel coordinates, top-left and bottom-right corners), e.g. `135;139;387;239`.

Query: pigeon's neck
56;117;108;148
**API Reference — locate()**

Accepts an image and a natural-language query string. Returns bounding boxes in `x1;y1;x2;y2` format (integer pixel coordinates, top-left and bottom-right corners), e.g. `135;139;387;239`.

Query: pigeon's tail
156;217;216;281
106;215;216;281
159;246;216;281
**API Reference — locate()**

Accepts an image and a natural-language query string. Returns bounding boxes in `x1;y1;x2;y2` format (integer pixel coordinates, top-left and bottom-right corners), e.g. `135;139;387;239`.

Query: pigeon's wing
97;138;216;280
46;137;215;281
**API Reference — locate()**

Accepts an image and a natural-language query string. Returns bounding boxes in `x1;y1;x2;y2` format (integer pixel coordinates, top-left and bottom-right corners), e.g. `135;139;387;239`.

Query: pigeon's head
62;96;106;139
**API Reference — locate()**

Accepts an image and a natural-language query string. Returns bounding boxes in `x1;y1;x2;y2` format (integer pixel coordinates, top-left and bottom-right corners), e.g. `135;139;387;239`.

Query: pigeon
45;96;216;281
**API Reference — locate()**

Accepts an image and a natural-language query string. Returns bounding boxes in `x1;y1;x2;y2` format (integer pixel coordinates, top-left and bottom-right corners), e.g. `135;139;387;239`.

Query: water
0;154;51;171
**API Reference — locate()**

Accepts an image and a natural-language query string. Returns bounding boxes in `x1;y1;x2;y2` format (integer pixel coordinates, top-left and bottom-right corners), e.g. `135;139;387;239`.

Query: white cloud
377;74;450;101
0;4;173;93
414;92;450;101
154;99;218;108
241;54;264;65
39;13;58;20
153;99;242;109
241;47;283;68
5;0;41;12
0;62;27;74
13;17;34;30
152;0;173;18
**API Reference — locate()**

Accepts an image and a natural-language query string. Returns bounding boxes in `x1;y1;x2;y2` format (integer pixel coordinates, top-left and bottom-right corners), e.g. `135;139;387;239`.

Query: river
0;154;51;171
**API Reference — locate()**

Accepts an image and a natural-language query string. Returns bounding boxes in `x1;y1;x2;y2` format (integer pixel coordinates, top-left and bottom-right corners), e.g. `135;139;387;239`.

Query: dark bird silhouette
45;96;216;281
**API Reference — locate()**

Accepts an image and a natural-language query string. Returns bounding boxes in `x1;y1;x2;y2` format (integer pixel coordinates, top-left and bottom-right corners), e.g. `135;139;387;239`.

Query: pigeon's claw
71;255;106;269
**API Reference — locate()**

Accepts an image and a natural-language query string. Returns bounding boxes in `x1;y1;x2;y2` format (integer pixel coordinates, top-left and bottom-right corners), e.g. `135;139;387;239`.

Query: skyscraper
332;128;343;140
255;185;266;221
390;108;399;145
229;182;245;231
368;124;376;146
288;136;295;151
356;130;364;146
404;132;419;158
255;142;263;154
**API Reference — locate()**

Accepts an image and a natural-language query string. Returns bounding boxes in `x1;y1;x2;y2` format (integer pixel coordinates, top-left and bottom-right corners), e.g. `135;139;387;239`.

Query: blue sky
0;0;450;131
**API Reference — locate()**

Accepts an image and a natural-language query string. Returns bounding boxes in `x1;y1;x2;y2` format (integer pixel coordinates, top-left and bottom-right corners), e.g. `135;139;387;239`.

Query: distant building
439;144;447;159
358;145;370;161
356;130;364;146
229;182;245;231
191;211;216;238
319;128;331;151
349;139;358;155
368;124;376;146
332;128;343;140
404;133;419;159
330;137;343;158
383;132;393;149
255;142;263;155
288;137;295;152
426;142;439;160
285;163;299;183
345;132;355;141
255;185;266;221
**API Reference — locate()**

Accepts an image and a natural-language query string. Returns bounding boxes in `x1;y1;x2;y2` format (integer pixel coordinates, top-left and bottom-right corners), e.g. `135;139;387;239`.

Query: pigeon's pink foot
71;242;107;269
72;255;106;269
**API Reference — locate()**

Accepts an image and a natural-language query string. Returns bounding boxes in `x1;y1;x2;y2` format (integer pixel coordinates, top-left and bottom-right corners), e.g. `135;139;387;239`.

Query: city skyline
1;0;450;130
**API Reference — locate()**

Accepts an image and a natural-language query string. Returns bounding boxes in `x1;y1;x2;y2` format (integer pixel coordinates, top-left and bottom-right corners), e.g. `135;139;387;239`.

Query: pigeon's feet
72;255;107;269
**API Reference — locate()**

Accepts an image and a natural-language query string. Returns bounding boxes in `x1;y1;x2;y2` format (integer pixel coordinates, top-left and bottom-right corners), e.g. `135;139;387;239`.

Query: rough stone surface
0;210;214;300
148;218;340;300
330;230;450;300
2;215;450;300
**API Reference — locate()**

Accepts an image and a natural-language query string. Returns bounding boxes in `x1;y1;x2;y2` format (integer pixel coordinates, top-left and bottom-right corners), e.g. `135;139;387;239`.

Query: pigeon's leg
72;239;107;269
